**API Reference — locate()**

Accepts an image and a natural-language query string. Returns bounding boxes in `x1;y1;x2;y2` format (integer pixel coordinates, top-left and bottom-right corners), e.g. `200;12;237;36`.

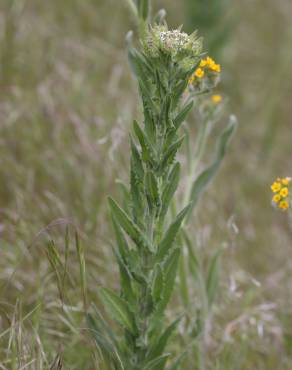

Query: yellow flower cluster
188;56;221;84
270;177;291;210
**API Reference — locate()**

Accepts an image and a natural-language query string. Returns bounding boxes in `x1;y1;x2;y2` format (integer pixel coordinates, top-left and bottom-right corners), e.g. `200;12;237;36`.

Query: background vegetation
0;0;291;368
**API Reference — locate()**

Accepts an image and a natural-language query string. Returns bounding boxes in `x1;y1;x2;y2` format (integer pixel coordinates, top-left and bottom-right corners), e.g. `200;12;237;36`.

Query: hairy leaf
157;205;190;261
99;287;137;334
151;264;164;303
109;197;153;252
147;317;181;366
173;101;193;129
160;163;180;220
188;116;237;219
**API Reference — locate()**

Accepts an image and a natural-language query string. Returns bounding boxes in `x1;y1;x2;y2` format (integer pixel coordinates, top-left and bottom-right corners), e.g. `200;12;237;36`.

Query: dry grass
0;0;291;368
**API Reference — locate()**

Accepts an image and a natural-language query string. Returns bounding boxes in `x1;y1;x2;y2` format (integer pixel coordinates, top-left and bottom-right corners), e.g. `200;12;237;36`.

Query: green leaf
161;136;184;171
87;312;124;369
111;216;130;261
178;248;189;307
112;248;135;305
99;287;137;335
130;138;145;223
187;116;237;219
182;230;199;278
131;138;144;183
109;197;153;252
171;79;189;109
151;264;164;303
157;205;190;261
133;120;157;164
160;163;180;220
146;170;160;209
157;248;180;312
147;317;181;365
206;249;222;306
142;354;170;370
166;352;187;370
173;101;193;129
139;0;149;20
128;49;151;83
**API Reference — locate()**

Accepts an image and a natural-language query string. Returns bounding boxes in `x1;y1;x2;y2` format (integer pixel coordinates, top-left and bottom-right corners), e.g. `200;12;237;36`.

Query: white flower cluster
159;30;190;51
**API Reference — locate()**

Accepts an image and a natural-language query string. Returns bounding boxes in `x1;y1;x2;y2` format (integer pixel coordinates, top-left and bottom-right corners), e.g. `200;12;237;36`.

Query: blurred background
0;0;291;368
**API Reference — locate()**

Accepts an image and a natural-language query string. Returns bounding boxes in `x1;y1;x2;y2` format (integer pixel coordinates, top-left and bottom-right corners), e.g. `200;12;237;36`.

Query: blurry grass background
0;0;292;368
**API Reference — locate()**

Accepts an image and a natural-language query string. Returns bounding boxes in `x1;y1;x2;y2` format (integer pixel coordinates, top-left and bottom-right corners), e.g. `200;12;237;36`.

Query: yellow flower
282;177;291;186
280;187;289;198
211;63;221;72
206;56;215;66
272;194;281;203
271;181;281;193
199;59;207;67
211;94;222;104
194;68;204;78
279;200;289;210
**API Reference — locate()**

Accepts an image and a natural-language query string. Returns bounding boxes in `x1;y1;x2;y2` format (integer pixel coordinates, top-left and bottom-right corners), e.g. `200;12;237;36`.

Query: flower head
143;25;202;71
271;181;281;193
194;68;204;78
270;177;291;211
279;200;289;211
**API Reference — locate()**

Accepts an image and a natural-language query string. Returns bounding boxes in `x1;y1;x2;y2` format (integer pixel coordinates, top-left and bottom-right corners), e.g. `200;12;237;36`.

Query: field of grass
0;0;292;369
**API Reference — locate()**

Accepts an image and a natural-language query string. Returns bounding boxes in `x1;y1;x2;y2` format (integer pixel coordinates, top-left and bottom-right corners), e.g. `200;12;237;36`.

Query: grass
0;0;292;369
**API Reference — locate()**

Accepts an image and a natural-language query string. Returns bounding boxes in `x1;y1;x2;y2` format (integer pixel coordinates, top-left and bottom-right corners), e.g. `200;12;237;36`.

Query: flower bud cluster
142;25;202;70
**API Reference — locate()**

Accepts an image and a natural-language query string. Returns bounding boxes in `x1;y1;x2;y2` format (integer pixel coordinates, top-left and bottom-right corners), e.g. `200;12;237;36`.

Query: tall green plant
88;2;236;369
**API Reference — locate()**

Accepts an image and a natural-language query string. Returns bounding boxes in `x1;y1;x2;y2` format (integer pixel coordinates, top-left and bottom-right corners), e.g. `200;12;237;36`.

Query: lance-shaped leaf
139;0;150;20
157;205;190;261
166;352;187;370
156;248;181;313
187;116;237;220
128;48;152;83
151;264;164;303
160;163;180;220
112;248;135;306
160;136;185;171
206;248;222;307
87;310;124;369
139;80;158;115
130;138;144;223
131;137;144;183
146;170;160;209
173;101;193;130
133;120;157;164
111;216;129;261
141;354;170;370
99;287;137;335
171;79;189;109
147;316;181;366
109;197;153;252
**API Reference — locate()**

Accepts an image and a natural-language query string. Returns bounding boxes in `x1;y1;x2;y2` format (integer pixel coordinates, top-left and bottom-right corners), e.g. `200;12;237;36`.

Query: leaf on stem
160;163;180;220
109;197;153;252
187;116;237;219
173;101;194;130
157;205;190;261
99;287;137;335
